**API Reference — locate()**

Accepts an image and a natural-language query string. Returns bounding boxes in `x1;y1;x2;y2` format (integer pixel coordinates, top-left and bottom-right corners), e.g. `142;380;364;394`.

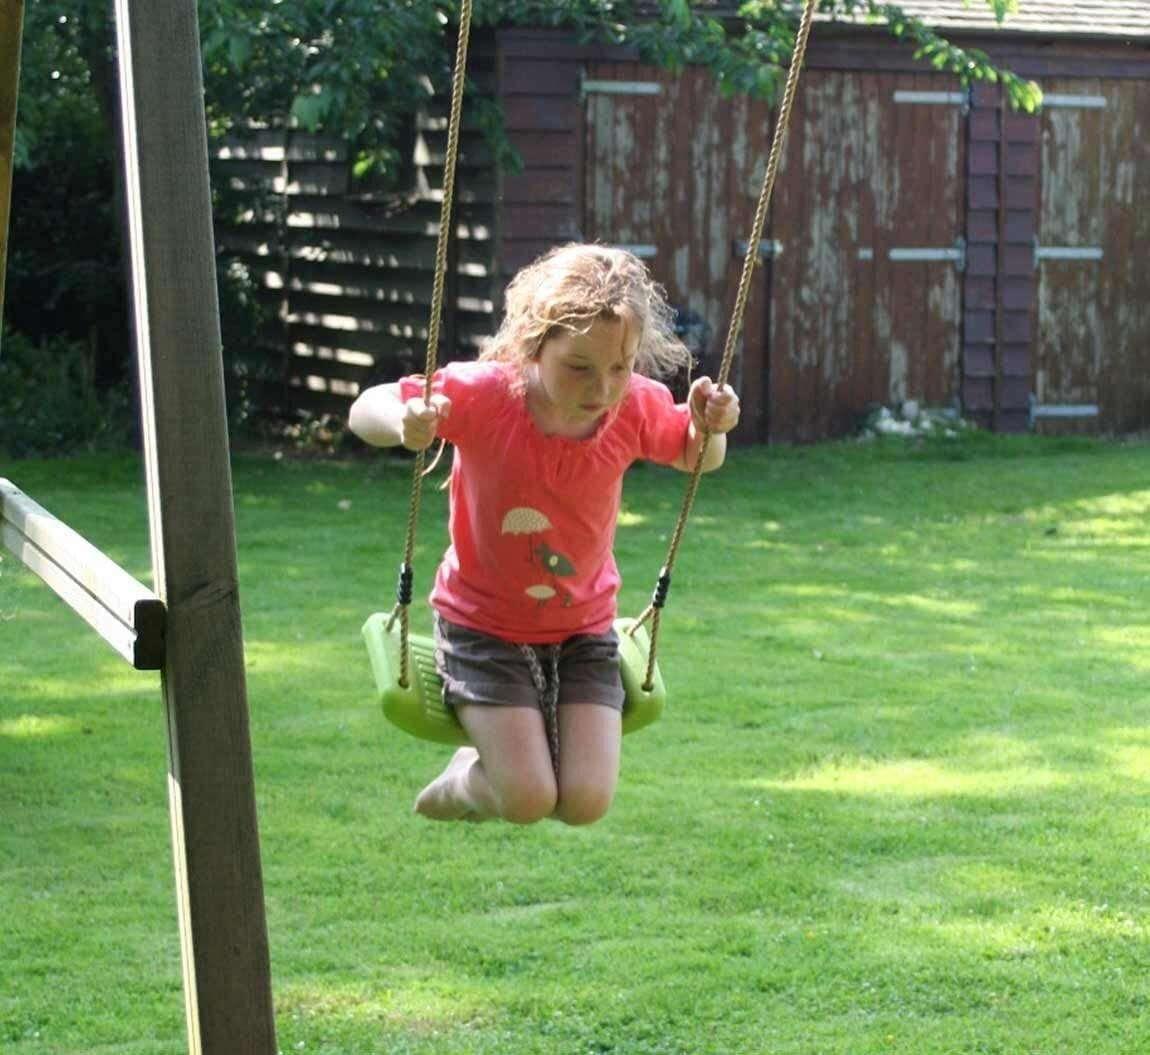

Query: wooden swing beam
0;479;166;668
0;0;277;1051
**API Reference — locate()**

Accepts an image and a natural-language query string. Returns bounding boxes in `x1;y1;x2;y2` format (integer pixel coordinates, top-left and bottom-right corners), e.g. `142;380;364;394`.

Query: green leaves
986;0;1021;22
853;2;1041;112
667;0;692;29
17;0;1045;189
193;0;454;191
290;88;334;132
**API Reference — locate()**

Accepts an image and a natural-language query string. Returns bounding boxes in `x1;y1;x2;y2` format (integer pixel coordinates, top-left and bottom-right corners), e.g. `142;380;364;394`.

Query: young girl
349;243;739;826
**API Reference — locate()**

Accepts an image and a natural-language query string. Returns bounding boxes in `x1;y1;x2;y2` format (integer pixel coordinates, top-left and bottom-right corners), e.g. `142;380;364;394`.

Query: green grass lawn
2;434;1149;1054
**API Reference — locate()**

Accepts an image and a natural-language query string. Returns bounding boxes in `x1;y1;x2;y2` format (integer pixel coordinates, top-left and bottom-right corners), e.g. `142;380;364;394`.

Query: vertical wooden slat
113;1;277;1052
765;74;798;442
0;0;24;333
855;71;879;418
733;88;771;442
993;86;1008;432
1103;79;1150;432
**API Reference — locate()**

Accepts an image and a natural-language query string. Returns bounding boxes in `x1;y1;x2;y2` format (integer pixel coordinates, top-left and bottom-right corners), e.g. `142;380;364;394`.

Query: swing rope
631;0;817;690
389;0;474;688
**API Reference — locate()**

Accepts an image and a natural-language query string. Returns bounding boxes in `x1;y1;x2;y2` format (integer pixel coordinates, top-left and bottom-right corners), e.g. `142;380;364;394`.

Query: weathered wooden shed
219;2;1150;443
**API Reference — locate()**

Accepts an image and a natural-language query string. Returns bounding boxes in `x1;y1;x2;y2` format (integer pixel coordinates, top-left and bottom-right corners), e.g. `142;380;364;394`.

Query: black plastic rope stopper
651;567;672;610
396;564;414;607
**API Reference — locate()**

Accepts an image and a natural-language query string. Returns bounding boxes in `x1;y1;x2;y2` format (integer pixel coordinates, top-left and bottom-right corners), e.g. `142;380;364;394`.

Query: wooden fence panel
213;61;498;418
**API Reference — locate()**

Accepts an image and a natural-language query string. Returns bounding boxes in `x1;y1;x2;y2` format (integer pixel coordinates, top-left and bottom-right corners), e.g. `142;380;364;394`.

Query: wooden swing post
1;0;277;1051
0;0;23;331
113;0;277;1049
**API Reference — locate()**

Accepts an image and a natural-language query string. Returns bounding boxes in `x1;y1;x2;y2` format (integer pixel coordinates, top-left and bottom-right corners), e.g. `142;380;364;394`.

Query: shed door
767;71;967;441
1035;81;1150;433
1034;84;1107;430
582;61;776;440
583;64;966;443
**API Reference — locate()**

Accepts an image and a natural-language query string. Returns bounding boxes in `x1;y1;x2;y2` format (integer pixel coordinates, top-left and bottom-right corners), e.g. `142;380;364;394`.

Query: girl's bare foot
414;746;487;821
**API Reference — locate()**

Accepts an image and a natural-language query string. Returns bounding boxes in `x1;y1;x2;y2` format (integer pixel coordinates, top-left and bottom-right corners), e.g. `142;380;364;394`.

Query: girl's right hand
401;394;451;451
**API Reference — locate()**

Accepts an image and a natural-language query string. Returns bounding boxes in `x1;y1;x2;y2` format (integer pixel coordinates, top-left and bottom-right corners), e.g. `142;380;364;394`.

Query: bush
0;329;132;457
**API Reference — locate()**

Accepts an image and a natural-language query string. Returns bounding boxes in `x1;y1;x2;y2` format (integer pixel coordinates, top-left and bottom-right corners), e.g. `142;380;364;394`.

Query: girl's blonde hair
479;243;693;379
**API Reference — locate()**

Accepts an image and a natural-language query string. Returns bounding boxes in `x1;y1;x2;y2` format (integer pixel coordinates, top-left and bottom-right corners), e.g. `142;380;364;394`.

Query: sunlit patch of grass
1103;733;1150;782
756;758;1071;798
0;714;84;739
277;976;484;1033
1090;625;1150;671
863;591;983;619
930;898;1148;952
615;509;648;527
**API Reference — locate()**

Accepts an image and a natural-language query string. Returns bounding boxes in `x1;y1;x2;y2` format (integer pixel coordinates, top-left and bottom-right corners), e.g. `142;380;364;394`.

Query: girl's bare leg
552;703;622;826
414;705;557;824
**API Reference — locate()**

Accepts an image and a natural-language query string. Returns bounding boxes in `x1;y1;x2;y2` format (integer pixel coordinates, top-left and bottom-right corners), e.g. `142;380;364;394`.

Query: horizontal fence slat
278;198;494;238
222;173;494;206
287;290;494;331
287;320;489;358
274;265;494;306
0;479;165;669
219;229;494;273
215;131;348;163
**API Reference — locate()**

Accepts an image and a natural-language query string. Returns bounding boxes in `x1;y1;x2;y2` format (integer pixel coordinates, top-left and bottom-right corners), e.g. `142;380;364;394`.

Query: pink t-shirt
399;360;691;644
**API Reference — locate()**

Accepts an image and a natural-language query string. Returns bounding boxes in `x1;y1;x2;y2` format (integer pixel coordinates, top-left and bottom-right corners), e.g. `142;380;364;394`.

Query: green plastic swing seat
362;612;666;744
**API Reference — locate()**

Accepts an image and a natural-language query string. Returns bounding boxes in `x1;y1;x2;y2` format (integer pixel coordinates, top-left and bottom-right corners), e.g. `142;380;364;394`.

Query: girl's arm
677;420;728;473
672;377;739;473
348;382;451;450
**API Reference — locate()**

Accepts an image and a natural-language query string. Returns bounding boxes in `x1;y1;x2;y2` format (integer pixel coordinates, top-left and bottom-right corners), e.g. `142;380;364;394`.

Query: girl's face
529;312;638;436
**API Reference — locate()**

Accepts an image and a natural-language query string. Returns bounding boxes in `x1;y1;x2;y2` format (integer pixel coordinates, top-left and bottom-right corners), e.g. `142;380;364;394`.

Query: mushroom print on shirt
501;506;577;608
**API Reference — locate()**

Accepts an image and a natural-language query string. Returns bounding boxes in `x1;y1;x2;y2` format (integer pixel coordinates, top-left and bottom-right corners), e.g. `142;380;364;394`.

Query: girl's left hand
688;376;740;435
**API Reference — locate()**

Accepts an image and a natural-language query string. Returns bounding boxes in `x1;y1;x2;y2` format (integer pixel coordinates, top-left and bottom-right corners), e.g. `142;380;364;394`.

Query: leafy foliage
845;1;1042;112
6;7;128;398
198;0;452;182
470;2;1042;111
0;328;132;457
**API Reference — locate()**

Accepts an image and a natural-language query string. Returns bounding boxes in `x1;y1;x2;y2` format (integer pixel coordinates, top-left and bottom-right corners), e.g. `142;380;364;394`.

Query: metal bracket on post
613;244;658;259
1033;236;1104;269
888;237;966;272
1028;394;1101;428
1041;94;1107;110
733;238;784;261
580;71;662;102
893;88;971;115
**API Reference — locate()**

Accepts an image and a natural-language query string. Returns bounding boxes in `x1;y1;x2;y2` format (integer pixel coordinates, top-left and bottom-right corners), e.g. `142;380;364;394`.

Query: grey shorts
433;614;626;713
